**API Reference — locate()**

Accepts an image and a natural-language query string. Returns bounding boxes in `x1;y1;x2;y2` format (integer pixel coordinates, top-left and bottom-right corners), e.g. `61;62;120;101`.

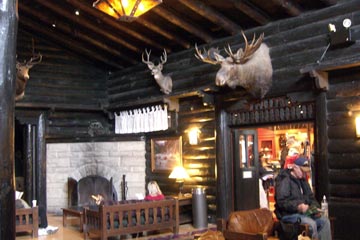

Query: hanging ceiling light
93;0;162;22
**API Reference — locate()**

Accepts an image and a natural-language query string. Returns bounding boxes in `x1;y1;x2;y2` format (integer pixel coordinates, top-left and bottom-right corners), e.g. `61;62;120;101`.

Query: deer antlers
142;49;172;94
142;49;167;69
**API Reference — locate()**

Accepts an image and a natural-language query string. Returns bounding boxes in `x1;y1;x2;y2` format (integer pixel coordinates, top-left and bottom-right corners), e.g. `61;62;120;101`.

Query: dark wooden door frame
215;95;318;220
16;112;48;228
232;128;260;211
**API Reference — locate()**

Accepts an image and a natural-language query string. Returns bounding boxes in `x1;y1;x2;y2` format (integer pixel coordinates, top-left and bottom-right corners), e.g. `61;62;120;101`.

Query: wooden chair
16;206;39;238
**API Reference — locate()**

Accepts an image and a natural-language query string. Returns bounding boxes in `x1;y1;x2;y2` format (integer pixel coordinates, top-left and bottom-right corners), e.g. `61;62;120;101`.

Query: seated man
274;157;331;240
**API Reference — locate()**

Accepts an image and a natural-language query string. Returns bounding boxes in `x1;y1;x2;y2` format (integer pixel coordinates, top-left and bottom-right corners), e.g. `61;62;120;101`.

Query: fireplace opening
68;175;118;207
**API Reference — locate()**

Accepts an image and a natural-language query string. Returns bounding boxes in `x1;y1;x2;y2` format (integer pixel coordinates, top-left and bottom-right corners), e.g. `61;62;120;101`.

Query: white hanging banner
114;104;169;134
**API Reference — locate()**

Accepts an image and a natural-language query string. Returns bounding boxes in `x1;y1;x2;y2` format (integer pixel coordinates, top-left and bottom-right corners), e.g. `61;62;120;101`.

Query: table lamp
169;166;190;196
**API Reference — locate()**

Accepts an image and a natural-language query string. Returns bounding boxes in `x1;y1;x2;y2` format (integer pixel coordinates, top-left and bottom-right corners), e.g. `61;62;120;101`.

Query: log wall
16;30;107;111
144;96;217;222
326;67;360;238
108;1;360;108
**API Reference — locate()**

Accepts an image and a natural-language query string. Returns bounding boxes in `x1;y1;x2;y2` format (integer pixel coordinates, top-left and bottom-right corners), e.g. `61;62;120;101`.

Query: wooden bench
16;206;39;238
83;198;179;240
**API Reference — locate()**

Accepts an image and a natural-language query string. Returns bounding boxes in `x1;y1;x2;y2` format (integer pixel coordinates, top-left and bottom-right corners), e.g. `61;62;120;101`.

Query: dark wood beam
19;4;134;63
0;1;17;238
179;0;241;35
153;6;214;43
320;0;337;5
31;0;141;54
19;19;126;69
272;0;303;16
65;0;169;52
136;18;191;49
229;0;271;25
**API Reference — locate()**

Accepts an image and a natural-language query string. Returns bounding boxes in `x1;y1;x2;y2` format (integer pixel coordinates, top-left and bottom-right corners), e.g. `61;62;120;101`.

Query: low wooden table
62;206;84;232
173;194;193;224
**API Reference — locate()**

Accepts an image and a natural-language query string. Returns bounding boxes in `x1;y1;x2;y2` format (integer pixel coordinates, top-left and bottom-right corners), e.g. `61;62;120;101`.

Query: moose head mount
15;53;42;101
195;31;273;99
142;49;173;95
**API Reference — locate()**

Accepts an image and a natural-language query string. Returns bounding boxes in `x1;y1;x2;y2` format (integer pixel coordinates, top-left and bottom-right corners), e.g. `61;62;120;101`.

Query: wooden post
25;124;34;204
37;113;48;227
215;95;232;220
0;0;18;239
315;91;329;201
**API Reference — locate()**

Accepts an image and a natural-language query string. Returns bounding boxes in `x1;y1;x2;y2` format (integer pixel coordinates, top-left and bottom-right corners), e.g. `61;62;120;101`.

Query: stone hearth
46;141;146;214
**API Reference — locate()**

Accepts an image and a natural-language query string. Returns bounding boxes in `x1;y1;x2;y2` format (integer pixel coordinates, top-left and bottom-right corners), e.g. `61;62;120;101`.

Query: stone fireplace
46;141;146;214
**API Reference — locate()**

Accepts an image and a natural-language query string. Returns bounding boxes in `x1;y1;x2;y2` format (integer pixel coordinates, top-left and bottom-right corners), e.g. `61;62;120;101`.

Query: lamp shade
169;166;190;181
93;0;162;22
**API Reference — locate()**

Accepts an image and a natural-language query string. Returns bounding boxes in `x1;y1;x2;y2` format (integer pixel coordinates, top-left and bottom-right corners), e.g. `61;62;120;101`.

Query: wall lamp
356;115;360;138
188;127;201;145
93;0;162;22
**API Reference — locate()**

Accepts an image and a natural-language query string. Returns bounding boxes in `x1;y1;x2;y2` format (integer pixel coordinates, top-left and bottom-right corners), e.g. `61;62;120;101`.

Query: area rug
147;227;218;240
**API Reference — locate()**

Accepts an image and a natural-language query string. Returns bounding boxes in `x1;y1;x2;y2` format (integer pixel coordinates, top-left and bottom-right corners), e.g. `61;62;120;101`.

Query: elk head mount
142;49;173;95
195;31;273;99
15;53;42;101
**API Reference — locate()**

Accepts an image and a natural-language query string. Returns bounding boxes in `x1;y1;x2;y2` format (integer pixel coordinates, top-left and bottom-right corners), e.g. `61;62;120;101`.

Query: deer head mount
15;53;42;101
142;49;173;95
195;31;273;99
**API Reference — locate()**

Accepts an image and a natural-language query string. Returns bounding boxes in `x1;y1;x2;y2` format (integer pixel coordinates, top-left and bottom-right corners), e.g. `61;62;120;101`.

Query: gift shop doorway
232;122;315;211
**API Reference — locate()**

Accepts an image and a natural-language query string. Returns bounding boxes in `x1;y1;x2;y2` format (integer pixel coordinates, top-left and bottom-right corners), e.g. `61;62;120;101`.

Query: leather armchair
217;208;309;240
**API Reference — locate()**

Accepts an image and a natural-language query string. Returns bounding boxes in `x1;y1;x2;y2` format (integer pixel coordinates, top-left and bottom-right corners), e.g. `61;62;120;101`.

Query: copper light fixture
93;0;162;22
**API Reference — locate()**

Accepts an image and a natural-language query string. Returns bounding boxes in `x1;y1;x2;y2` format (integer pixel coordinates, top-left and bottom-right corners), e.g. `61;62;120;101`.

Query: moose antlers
194;31;272;99
195;31;264;65
226;31;264;64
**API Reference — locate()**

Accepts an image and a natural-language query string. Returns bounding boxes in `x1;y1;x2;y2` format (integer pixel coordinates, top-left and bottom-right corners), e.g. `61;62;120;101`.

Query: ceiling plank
153;6;214;43
19;4;136;64
65;0;170;52
136;18;191;49
272;0;303;16
179;0;241;35
19;17;125;69
229;0;271;25
32;0;141;54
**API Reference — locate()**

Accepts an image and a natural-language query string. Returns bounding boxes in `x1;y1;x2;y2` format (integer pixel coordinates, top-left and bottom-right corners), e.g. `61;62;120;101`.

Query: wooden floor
16;214;215;240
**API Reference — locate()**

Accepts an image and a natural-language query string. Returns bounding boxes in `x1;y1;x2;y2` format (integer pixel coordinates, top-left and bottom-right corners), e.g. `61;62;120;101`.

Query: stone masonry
46;141;146;214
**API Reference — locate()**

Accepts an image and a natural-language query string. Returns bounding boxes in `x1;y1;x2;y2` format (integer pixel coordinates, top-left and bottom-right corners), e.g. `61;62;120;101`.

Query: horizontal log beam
179;0;241;35
153;6;213;43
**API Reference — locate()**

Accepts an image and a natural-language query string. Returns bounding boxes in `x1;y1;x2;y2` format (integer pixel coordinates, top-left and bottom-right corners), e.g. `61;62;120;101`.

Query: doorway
232;122;315;211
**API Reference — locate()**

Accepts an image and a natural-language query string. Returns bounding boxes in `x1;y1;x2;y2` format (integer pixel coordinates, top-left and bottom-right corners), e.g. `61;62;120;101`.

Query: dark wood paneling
16;30;107;111
326;65;360;238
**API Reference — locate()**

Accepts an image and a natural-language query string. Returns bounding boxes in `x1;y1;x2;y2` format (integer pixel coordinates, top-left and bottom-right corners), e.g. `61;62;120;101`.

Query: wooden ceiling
18;0;336;71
